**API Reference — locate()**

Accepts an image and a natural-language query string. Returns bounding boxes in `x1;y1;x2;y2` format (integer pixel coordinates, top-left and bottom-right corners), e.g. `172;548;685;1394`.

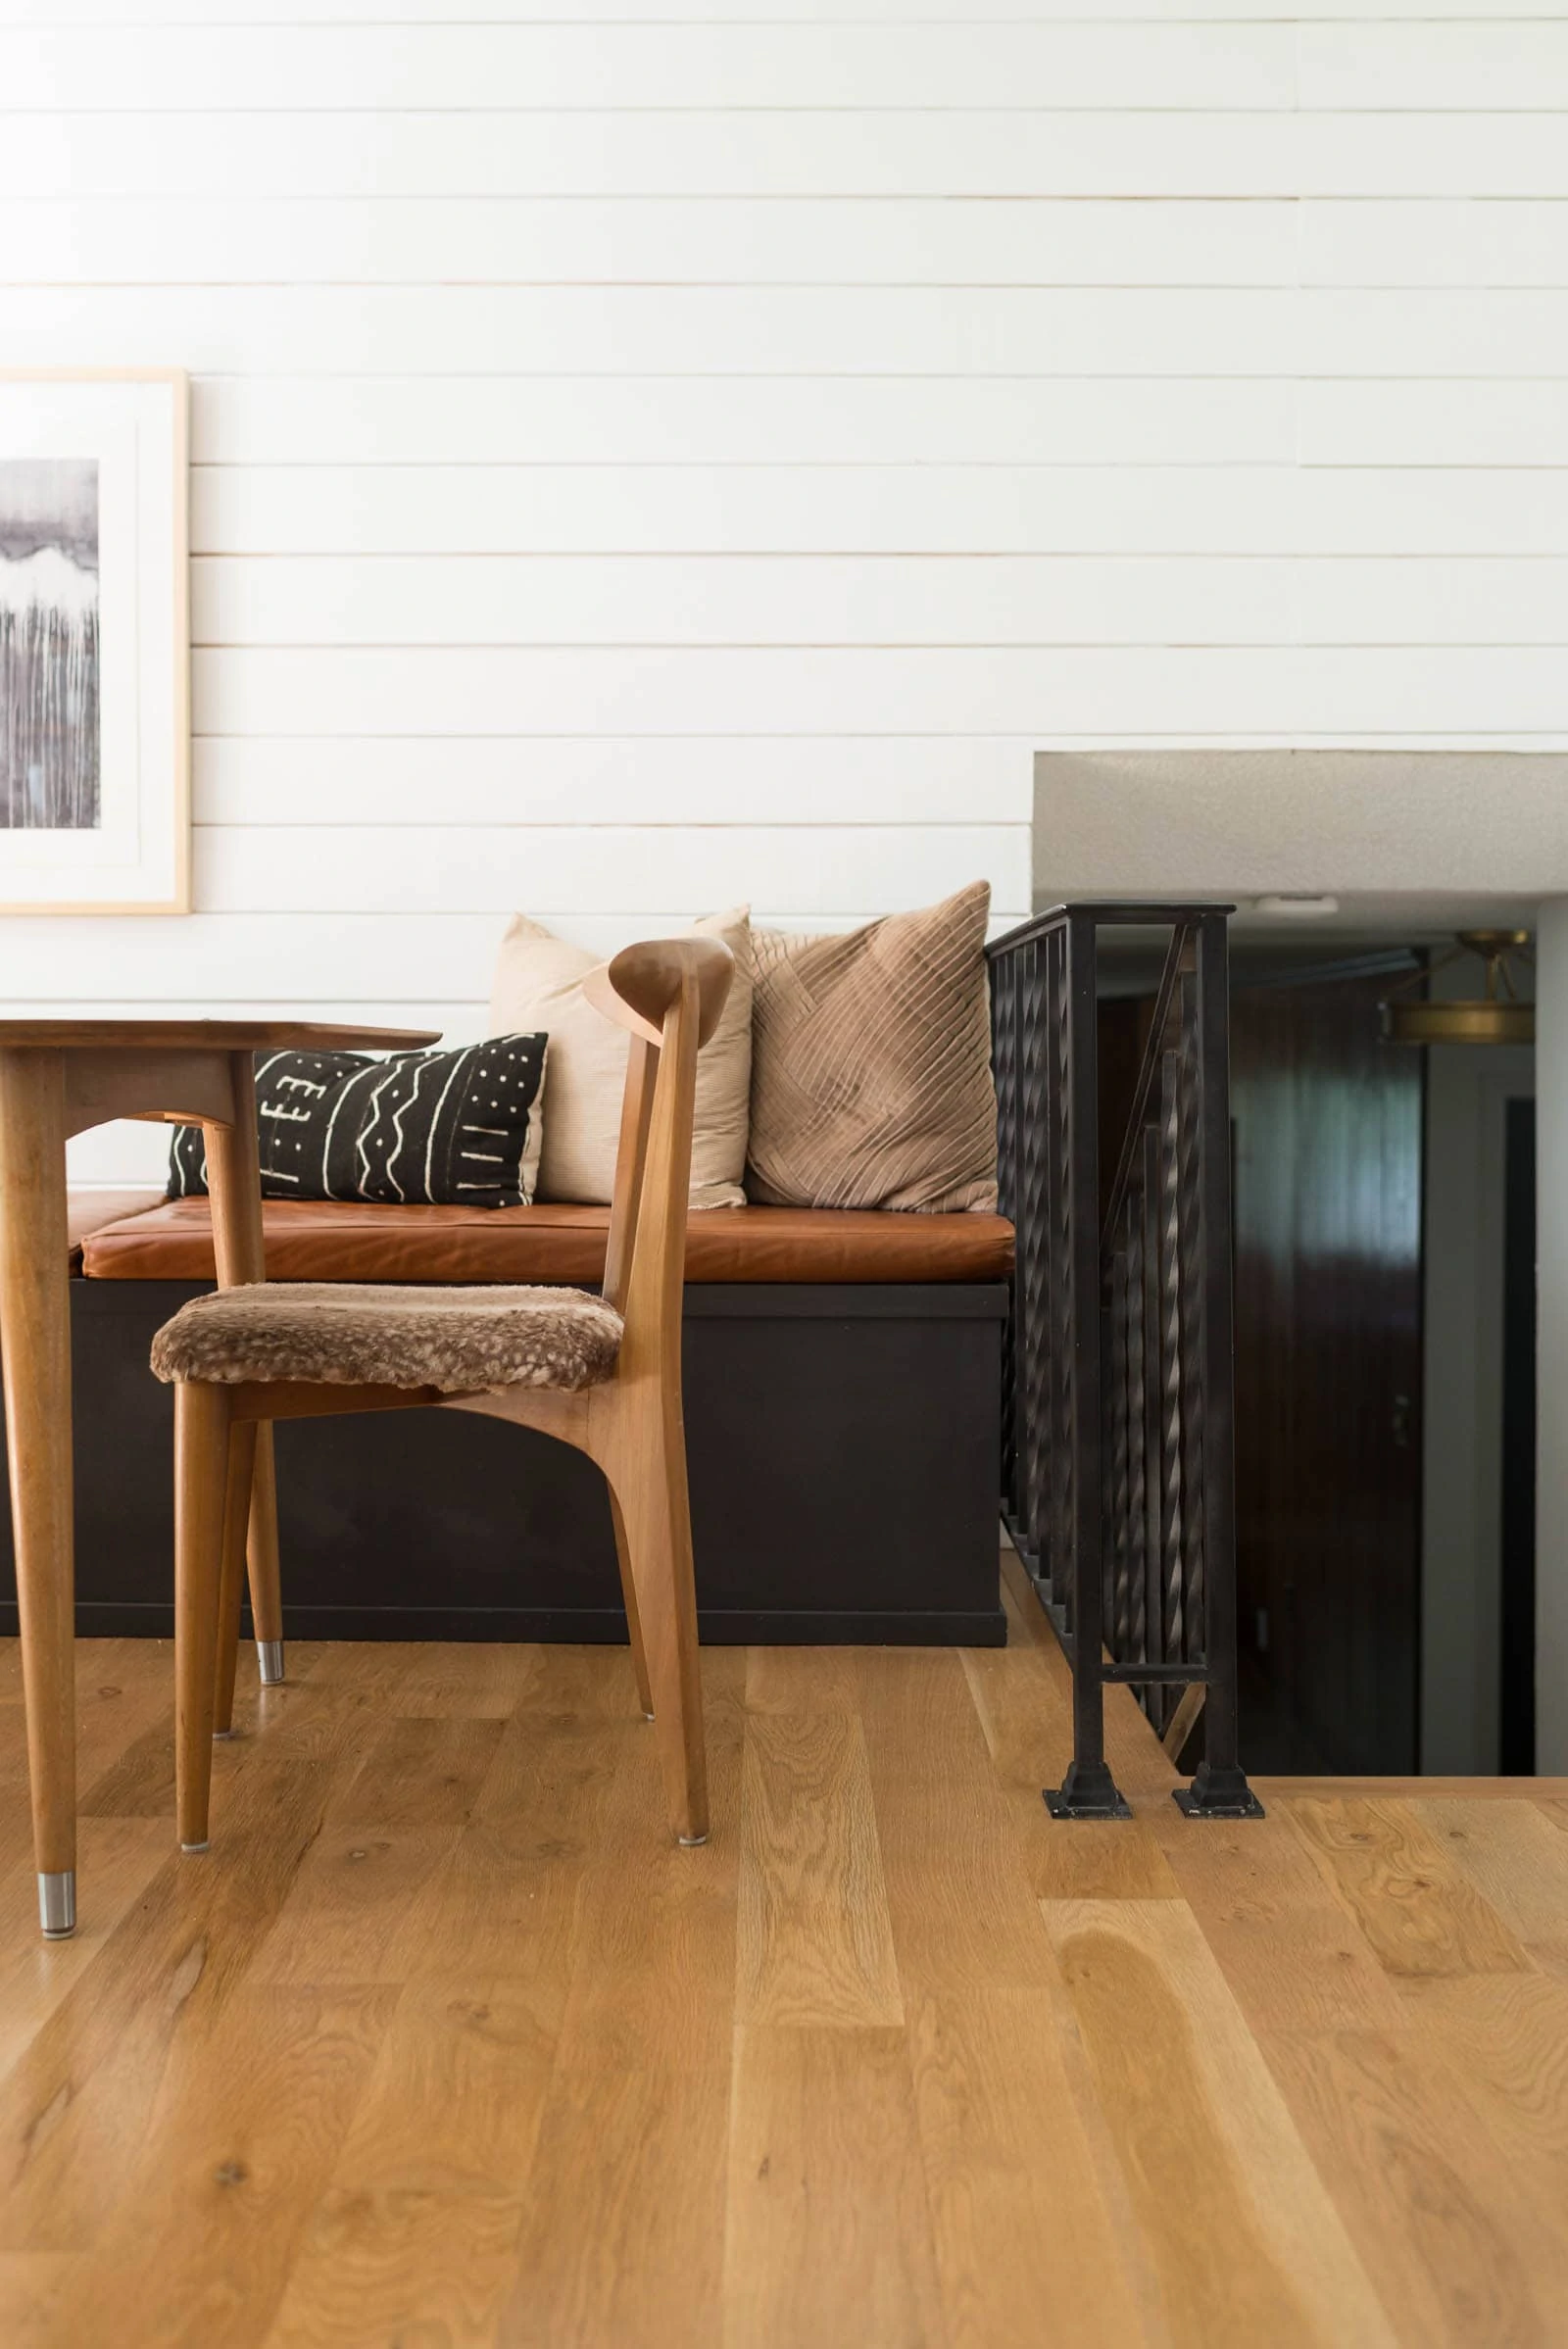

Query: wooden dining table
0;1019;439;1938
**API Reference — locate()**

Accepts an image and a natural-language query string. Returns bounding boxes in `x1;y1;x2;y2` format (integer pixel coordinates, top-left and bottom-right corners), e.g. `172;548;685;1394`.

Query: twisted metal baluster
1124;1188;1148;1674
1176;968;1207;1663
992;952;1019;1527
1052;927;1075;1632
1108;1246;1131;1657
1141;1122;1165;1728
1157;1048;1185;1708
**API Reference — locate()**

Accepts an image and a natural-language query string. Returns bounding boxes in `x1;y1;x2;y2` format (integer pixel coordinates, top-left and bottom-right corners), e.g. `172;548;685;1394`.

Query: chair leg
608;1487;656;1720
174;1382;231;1853
213;1418;260;1738
247;1422;286;1686
611;1415;708;1845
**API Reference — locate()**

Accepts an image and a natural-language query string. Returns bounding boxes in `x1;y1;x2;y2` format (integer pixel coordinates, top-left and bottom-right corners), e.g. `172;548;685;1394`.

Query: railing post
1045;910;1130;1819
1172;913;1264;1820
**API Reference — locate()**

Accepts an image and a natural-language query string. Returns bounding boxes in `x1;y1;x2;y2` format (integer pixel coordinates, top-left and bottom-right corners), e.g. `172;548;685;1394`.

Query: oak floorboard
1147;1803;1408;2035
735;1671;902;2031
1043;1898;1396;2348
261;1973;555;2348
0;1757;334;2254
858;1646;1061;1994
0;1636;1563;2347
906;1985;1169;2349
723;2023;947;2349
321;1712;507;1831
0;1818;171;2083
1287;1799;1534;1982
961;1639;1182;1902
0;2254;75;2348
1417;1796;1568;1974
36;1982;396;2349
1392;1972;1568;2238
501;2062;732;2349
1259;2023;1568;2346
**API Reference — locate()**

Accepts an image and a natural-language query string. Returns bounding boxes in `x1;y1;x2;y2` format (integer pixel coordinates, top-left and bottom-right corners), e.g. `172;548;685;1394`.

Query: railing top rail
986;903;1236;960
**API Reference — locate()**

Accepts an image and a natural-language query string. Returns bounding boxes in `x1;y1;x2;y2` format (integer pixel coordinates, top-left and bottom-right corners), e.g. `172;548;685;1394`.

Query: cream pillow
488;908;752;1207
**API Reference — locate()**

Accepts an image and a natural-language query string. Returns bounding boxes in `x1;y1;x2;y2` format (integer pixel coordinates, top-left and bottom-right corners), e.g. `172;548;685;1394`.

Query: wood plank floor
2;1557;1566;2348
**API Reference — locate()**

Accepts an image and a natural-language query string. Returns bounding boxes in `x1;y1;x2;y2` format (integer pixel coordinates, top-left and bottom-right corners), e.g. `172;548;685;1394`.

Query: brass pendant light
1381;930;1535;1047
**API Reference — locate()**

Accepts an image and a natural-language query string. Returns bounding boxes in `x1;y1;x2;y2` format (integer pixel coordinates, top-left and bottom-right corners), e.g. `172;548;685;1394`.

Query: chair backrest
583;939;736;1364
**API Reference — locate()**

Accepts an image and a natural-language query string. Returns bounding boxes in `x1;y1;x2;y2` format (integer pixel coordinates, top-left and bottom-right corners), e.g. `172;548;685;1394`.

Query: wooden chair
150;937;734;1857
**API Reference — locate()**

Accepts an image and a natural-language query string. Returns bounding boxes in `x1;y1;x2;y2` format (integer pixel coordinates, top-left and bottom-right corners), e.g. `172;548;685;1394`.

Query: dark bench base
0;1278;1008;1646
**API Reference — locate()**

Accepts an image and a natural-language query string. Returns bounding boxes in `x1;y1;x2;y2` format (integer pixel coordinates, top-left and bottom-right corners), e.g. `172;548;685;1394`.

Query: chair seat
150;1281;624;1395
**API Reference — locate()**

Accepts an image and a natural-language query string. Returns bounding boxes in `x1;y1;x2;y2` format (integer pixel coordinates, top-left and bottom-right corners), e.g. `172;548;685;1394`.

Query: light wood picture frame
0;368;189;914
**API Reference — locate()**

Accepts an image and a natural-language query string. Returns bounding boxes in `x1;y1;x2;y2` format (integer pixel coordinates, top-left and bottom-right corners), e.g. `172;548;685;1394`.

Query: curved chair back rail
155;937;735;1861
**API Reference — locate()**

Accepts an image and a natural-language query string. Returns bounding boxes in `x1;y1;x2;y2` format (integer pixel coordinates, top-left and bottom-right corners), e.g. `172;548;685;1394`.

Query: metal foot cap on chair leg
257;1639;285;1686
180;1840;210;1855
678;1833;709;1847
37;1871;75;1938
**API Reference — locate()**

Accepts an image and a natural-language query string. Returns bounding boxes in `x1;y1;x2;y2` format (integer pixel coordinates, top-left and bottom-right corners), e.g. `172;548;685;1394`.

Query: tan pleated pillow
747;881;999;1212
488;908;752;1207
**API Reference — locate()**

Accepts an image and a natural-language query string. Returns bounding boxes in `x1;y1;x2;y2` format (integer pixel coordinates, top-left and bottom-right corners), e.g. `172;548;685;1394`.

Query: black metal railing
988;903;1262;1821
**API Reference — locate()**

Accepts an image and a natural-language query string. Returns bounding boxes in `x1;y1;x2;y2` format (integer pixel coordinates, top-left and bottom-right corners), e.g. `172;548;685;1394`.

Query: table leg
0;1050;77;1937
203;1052;285;1689
247;1423;284;1685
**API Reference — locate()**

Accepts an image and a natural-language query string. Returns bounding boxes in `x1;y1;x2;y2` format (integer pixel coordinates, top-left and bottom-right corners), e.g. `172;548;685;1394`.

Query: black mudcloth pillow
168;1036;548;1208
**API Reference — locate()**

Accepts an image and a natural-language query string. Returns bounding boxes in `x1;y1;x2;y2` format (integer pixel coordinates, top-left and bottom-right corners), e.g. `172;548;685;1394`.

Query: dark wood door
1229;967;1425;1773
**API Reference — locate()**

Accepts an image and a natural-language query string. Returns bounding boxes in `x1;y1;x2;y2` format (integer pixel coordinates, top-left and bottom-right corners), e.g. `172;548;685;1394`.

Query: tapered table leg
0;1050;77;1937
203;1052;285;1688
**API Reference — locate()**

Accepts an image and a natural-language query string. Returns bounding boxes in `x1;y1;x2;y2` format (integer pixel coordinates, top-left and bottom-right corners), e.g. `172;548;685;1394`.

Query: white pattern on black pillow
168;1036;548;1208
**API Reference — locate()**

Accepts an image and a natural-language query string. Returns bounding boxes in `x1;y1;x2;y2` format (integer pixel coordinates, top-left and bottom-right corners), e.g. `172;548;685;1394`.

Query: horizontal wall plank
1301;200;1568;290
1;196;1296;289
7;0;1563;23
191;737;1034;829
1299;381;1568;467
191;374;1298;469
190;466;1568;558
191;645;1568;737
5;114;1568;201
24;196;1568;296
0;908;1027;1004
2;25;1297;112
14;284;1568;376
191;553;1568;650
192;824;1028;915
191;555;1301;649
1292;560;1568;646
1299;23;1568;112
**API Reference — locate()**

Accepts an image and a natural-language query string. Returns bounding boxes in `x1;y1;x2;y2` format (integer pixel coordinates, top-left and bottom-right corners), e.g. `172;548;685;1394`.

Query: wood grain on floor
1;1557;1565;2349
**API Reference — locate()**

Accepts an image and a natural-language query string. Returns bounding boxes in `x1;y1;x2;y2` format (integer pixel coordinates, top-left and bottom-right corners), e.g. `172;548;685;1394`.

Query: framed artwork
0;369;188;913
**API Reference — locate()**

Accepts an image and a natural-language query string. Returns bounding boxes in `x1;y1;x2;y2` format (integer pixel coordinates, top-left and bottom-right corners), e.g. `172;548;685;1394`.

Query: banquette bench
1;1195;1013;1647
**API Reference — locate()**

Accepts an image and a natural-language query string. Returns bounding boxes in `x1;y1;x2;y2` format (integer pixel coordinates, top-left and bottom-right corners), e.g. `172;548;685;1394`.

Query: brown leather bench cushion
67;1189;169;1265
80;1197;1015;1286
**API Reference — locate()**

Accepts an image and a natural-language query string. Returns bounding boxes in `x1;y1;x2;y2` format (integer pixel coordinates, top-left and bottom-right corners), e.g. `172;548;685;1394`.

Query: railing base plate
1172;1763;1265;1821
1044;1763;1132;1822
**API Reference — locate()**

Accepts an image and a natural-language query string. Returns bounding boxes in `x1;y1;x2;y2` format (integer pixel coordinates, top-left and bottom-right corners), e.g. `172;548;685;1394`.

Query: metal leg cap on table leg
37;1870;75;1938
257;1639;285;1687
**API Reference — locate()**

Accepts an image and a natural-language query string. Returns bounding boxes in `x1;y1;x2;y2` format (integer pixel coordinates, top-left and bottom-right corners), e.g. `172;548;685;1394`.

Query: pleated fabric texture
746;880;1000;1213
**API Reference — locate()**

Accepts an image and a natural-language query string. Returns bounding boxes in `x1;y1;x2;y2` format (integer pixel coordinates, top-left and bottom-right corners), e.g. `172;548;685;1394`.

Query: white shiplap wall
2;2;1564;1182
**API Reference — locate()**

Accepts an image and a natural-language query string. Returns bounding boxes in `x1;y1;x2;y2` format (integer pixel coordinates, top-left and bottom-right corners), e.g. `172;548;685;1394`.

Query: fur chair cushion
150;1282;622;1395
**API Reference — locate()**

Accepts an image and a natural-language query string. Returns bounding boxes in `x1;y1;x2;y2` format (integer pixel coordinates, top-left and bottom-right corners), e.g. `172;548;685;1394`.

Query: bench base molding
1;1277;1008;1648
